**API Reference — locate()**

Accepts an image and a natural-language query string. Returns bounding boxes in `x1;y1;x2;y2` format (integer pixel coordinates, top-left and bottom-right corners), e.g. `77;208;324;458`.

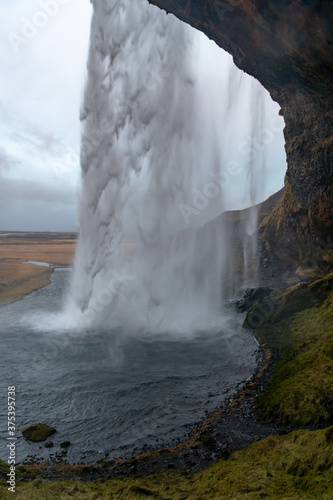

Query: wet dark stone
237;287;273;312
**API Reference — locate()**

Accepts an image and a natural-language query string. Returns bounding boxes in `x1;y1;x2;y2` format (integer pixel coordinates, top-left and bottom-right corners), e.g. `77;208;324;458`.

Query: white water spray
69;0;282;334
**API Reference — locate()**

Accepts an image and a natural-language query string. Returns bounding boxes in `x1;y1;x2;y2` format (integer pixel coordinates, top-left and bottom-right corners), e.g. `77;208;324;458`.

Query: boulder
237;287;273;313
22;423;56;442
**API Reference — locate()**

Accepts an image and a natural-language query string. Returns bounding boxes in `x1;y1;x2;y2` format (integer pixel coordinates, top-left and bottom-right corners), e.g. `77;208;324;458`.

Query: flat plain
0;232;77;304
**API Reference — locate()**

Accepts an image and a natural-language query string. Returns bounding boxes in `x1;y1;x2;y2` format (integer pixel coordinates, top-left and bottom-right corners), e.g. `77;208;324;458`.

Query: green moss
259;179;302;265
22;423;56;442
255;279;333;426
244;274;333;329
0;460;10;475
281;176;294;216
270;275;333;324
315;133;333;150
243;274;333;426
286;135;301;155
243;301;260;329
1;427;333;498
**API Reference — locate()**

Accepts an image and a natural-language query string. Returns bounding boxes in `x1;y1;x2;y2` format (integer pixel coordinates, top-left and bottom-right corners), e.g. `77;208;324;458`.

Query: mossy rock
201;435;215;449
22;423;56;442
270;276;333;324
237;287;273;313
243;273;333;330
0;459;10;478
255;286;333;427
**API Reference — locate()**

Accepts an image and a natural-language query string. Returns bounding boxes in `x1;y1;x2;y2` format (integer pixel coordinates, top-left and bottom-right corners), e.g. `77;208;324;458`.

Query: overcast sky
0;0;92;231
0;0;286;232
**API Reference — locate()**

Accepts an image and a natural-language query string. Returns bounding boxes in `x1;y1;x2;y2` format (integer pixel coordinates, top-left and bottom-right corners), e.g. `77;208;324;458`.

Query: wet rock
60;441;71;448
22;424;56;442
237;287;273;312
201;435;215;450
244;275;333;330
80;466;91;476
44;442;54;448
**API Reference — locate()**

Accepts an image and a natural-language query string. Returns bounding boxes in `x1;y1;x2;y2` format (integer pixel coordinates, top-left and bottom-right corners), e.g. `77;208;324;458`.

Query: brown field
0;235;77;305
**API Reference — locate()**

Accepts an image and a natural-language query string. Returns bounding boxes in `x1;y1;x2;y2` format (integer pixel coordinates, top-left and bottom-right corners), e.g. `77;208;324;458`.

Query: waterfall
69;0;280;334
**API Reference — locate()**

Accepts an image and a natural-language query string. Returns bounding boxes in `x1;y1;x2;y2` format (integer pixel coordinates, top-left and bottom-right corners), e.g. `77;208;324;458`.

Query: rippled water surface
0;271;259;464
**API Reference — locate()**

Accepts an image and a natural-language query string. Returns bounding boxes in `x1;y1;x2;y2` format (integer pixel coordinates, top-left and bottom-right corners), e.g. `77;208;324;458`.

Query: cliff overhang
148;0;333;267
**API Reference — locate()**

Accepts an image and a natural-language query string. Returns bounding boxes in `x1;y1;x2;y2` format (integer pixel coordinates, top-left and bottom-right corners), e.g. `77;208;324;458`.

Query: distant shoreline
0;230;78;239
0;233;77;305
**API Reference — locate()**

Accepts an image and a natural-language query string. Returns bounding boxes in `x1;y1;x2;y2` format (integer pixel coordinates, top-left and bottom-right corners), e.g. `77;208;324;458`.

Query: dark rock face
237;287;273;312
148;0;333;264
243;273;333;330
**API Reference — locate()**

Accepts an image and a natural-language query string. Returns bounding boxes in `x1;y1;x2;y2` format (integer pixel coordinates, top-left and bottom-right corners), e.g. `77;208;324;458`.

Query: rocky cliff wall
148;0;333;266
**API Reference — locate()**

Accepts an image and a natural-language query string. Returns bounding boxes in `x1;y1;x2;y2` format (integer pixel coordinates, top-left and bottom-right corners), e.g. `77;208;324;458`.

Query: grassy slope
1;426;333;498
1;272;332;499
255;277;333;426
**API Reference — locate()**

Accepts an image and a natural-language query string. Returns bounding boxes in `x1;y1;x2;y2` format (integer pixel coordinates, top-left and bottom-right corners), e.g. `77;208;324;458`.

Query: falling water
69;0;279;334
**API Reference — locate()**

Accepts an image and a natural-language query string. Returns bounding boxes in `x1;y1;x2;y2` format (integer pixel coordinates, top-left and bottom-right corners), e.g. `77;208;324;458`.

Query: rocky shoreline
12;269;333;488
1;227;332;497
13;295;288;483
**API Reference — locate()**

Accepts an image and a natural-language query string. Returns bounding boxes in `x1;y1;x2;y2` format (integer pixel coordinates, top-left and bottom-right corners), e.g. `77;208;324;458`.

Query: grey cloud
0;176;74;205
0;177;77;231
0;101;68;158
11;123;65;157
0;101;11;124
0;146;20;173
